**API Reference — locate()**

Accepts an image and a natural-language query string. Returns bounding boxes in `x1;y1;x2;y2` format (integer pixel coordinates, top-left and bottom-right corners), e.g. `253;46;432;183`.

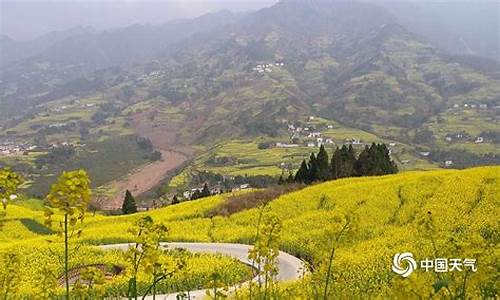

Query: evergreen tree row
292;143;398;184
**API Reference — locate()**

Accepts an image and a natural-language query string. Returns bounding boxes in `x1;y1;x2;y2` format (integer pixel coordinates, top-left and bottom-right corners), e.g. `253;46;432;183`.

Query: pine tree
308;153;319;182
345;145;357;176
355;145;371;176
122;189;138;215
330;147;341;179
316;145;330;181
200;183;211;198
171;195;179;205
378;144;398;174
278;175;285;185
354;143;398;176
336;145;356;178
294;160;309;183
286;172;294;183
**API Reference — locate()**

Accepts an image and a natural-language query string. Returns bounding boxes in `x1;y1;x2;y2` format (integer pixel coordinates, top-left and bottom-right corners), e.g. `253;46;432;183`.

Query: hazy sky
0;0;278;40
1;0;497;41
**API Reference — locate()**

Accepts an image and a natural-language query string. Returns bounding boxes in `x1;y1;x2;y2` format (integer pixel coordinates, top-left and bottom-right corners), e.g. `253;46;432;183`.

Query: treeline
288;143;397;184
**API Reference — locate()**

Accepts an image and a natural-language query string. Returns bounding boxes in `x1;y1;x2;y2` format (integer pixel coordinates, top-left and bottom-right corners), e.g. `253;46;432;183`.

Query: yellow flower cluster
0;243;252;298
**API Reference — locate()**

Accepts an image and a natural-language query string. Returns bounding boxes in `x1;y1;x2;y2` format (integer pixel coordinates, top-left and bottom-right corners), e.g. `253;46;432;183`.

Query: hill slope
1;0;499;199
2;166;499;298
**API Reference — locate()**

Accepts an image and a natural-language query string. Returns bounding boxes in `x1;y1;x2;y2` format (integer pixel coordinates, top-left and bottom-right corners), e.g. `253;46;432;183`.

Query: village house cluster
0;141;37;156
273;117;369;149
444;132;485;144
181;183;250;200
252;62;285;73
136;70;165;82
452;103;490;110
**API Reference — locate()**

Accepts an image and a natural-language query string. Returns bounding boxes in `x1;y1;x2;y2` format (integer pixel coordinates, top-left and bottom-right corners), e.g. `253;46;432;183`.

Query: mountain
0;11;245;70
0;0;499;198
374;1;500;61
160;0;499;141
0;26;96;66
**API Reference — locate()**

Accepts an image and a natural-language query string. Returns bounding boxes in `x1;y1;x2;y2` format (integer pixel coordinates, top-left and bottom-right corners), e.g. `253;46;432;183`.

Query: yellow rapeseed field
1;166;498;298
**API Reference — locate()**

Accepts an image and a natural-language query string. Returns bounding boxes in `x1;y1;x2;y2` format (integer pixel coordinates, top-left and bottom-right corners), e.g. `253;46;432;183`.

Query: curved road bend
99;242;306;299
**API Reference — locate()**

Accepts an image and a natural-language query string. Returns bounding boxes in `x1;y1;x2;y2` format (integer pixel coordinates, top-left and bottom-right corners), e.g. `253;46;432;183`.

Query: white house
276;143;299;148
475;137;484;143
419;151;430;157
445;160;453;167
325;138;334;144
307;142;316;147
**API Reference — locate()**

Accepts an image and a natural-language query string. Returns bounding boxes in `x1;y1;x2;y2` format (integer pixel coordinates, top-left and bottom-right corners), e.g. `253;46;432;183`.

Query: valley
0;0;499;298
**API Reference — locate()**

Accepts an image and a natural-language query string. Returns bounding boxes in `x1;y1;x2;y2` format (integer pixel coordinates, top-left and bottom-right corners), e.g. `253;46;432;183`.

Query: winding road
99;242;305;299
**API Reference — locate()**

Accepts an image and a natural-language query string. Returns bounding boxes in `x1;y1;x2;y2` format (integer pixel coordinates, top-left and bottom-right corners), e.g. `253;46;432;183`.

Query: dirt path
99;149;188;210
96;107;201;210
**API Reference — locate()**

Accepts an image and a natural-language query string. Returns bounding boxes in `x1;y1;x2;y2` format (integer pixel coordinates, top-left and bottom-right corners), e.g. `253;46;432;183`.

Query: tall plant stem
64;213;69;300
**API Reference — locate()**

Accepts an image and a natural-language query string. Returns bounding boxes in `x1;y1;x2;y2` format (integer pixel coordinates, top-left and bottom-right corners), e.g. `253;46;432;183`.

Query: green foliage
297;143;397;184
331;145;356;179
149;150;162;162
122;190;138;215
355;143;398;176
294;160;309;184
0;168;23;210
316;145;330;181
